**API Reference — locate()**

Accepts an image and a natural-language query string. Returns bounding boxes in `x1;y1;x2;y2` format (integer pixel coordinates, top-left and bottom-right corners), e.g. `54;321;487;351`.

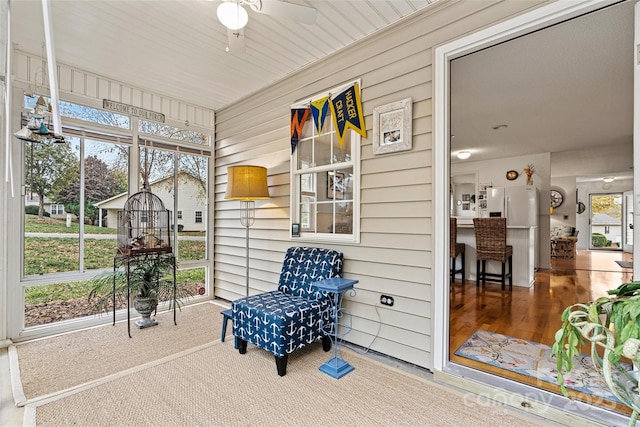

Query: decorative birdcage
117;183;171;255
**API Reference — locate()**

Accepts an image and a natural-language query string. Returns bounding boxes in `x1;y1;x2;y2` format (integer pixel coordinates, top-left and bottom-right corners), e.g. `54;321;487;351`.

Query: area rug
616;260;633;269
23;341;548;427
9;301;227;406
455;329;628;404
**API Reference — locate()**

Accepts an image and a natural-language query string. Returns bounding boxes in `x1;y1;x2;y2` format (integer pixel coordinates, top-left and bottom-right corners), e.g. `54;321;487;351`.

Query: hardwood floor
449;249;633;415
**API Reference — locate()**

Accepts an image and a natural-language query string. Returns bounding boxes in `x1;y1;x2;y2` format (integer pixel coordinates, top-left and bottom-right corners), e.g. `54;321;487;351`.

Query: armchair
232;246;343;376
550;225;579;258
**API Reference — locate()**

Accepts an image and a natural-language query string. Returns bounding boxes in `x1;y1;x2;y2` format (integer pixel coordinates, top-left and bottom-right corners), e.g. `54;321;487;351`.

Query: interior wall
214;0;550;369
451;152;551;268
550;176;576;230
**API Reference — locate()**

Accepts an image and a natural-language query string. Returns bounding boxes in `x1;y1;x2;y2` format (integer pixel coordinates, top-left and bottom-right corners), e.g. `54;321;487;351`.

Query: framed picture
372;97;412;155
327;171;345;200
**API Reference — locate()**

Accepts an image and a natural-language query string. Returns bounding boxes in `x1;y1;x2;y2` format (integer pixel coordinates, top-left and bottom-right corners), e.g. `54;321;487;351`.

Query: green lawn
23;214;207;303
25;214;116;234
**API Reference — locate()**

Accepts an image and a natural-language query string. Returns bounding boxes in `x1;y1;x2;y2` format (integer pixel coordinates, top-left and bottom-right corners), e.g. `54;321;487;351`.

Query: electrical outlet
380;295;394;306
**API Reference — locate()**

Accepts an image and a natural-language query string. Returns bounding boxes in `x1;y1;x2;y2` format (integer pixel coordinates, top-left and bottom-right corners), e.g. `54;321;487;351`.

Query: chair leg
450;256;455;283
501;262;506;290
238;338;247;354
481;260;487;286
461;251;465;284
322;335;332;352
476;259;480;287
509;255;513;289
275;354;288;377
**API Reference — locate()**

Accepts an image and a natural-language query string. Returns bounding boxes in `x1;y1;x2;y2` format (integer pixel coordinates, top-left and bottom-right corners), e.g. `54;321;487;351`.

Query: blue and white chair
232;246;343;376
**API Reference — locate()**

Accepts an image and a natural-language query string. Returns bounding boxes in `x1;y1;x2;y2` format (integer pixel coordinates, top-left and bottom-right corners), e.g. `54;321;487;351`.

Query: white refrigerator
487;185;539;227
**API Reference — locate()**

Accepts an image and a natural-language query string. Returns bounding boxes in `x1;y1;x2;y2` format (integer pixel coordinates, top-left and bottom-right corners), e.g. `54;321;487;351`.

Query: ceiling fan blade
227;28;246;54
258;0;317;25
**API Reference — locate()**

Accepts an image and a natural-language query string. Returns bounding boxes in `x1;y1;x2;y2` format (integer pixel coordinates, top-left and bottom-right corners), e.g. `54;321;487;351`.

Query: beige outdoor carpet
23;339;550;427
9;301;226;406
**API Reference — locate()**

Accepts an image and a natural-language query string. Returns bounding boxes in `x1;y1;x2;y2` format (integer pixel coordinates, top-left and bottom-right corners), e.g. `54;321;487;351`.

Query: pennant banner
329;83;366;149
290;107;310;154
310;96;330;136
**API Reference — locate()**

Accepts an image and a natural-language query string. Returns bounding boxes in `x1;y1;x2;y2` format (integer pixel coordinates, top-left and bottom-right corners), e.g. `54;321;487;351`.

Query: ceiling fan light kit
217;1;249;30
217;0;317;53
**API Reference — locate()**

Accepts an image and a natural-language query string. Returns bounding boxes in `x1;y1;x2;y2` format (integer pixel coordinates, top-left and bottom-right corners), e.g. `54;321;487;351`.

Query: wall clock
506;170;518;180
550;189;564;208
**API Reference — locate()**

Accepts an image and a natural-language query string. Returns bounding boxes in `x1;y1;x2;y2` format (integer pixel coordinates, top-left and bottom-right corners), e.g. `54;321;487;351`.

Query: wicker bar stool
473;217;512;290
450;218;465;283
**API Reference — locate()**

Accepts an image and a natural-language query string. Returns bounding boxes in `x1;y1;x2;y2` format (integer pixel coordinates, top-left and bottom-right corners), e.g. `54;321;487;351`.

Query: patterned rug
455;329;629;404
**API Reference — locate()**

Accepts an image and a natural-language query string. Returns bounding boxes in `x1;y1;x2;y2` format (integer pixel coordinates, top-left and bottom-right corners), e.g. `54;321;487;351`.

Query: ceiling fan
216;0;318;53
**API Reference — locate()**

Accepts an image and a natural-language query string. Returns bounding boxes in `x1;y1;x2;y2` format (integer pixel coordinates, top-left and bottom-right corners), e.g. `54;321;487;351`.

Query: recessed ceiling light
492;124;508;130
456;151;471;160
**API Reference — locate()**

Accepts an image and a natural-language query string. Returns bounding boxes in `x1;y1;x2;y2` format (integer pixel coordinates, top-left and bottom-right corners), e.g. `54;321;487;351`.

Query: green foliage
25;139;78;218
55;155;126;225
552;281;640;395
25;205;49;216
591;233;611;247
87;253;193;314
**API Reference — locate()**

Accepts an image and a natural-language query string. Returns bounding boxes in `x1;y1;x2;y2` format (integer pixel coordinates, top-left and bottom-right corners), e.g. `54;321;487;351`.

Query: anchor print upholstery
232;247;343;376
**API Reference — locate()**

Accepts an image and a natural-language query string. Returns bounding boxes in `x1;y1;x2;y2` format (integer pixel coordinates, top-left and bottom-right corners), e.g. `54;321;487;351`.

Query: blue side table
314;277;358;379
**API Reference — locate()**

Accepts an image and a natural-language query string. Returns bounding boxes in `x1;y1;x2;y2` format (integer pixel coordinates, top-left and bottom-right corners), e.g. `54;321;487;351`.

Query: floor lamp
224;165;270;297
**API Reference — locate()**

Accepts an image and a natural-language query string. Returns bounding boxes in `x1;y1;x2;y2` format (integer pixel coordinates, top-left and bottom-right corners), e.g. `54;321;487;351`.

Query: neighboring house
24;193;70;220
94;173;206;232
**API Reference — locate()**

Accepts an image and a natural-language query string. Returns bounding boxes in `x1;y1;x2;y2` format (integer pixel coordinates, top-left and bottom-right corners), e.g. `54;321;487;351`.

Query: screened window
20;93;212;329
177;211;183;219
25;95;130;129
139;120;208;146
290;83;360;242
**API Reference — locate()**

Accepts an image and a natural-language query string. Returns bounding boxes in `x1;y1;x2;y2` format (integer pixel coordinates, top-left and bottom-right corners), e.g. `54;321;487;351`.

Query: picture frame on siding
372;97;412;155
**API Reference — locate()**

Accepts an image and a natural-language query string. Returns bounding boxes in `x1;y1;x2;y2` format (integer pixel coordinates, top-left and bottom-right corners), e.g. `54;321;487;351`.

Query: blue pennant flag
310;96;330;136
329;83;366;149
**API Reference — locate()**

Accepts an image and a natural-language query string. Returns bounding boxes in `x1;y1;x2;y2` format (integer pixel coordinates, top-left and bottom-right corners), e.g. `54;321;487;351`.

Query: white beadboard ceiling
8;0;436;111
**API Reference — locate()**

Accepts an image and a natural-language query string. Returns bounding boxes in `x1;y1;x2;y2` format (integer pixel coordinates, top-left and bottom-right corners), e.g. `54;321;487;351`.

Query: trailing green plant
87;252;193;314
551;281;640;395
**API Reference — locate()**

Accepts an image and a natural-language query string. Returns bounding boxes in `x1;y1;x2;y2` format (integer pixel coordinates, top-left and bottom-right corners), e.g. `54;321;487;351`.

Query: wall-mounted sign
102;100;165;123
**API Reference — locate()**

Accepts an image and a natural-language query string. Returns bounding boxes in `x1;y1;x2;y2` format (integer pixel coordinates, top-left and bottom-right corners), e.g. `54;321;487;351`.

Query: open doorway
442;0;635;417
589;192;624;251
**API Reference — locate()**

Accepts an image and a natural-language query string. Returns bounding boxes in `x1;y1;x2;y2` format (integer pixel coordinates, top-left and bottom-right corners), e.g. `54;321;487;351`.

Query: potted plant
552;281;640;420
88;252;192;328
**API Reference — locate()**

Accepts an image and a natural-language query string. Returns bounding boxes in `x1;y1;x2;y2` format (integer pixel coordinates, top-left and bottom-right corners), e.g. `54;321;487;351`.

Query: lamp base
319;357;354;379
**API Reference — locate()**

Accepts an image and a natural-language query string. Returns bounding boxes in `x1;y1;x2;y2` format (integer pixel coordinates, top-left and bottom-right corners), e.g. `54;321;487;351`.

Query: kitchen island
454;220;538;287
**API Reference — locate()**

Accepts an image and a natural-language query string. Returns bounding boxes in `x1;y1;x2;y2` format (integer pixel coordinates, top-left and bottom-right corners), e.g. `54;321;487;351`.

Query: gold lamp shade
225;165;270;201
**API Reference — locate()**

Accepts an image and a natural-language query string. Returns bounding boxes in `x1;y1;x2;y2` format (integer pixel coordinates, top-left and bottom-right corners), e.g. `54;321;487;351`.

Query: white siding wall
214;0;548;369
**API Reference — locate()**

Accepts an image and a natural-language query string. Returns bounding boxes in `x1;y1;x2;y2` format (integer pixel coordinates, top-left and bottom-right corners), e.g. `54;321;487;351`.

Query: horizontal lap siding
214;0;549;369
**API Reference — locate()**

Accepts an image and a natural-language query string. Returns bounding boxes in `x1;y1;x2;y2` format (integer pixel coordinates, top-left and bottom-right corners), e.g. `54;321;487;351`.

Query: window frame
50;204;65;215
14;92;214;338
289;81;361;244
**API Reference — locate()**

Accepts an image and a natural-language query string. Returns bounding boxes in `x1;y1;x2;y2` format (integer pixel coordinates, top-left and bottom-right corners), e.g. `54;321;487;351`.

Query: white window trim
289;80;361;244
